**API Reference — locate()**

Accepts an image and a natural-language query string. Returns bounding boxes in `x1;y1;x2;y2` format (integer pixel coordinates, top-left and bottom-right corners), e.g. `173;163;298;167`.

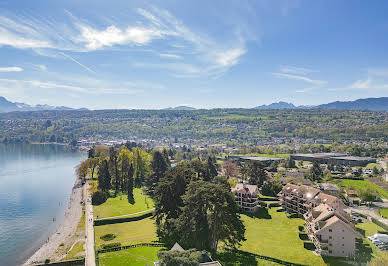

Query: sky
0;0;388;109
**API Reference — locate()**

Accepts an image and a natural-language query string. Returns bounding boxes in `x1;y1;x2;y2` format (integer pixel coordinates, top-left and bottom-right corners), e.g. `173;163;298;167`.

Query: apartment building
278;183;344;216
304;204;362;257
232;183;259;212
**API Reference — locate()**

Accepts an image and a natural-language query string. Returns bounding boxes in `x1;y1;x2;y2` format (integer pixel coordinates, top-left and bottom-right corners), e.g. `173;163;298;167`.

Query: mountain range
0;96;87;113
254;97;388;111
1;96;388;113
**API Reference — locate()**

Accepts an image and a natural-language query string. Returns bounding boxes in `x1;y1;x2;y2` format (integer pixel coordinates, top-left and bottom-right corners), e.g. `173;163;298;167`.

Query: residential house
232;183;259;212
304;204;362;257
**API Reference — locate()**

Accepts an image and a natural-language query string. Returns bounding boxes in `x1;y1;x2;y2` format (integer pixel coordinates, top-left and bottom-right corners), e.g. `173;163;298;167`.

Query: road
85;182;96;266
378;159;388;182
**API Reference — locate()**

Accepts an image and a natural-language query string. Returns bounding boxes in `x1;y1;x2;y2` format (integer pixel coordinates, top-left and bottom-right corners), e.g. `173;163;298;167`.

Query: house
232;183;259;212
317;183;340;197
278;183;344;217
304;204;362;257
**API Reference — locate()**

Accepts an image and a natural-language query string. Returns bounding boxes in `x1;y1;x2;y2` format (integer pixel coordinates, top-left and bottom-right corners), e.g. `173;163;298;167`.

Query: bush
100;233;116;241
101;242;121;250
299;232;309;240
44;259;50;264
92;191;107;205
268;202;280;208
378;231;388;235
258;200;267;208
303;241;315;250
261;180;283;196
298;225;305;232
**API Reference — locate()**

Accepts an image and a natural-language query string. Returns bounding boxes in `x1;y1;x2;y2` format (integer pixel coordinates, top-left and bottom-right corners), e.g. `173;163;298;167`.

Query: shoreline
23;177;84;265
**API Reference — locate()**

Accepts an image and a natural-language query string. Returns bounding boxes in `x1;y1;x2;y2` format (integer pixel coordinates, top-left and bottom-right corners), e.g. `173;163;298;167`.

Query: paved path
85;182;96;266
349;205;388;228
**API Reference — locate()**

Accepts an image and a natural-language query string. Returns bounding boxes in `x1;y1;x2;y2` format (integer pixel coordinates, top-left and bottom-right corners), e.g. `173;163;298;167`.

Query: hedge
298;225;305;232
101;242;121;250
378;231;388;235
303;241;315;250
371;217;388;231
94;211;153;226
268;202;280;208
258;200;267;208
299;232;309;241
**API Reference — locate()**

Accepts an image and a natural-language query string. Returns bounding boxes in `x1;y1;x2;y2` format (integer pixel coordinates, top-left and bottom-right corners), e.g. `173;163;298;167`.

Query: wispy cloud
272;72;326;85
280;65;318;75
0;6;247;78
0;66;23;72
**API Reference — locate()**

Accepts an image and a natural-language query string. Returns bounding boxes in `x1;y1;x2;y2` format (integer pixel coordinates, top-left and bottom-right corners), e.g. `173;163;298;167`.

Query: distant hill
164;106;196;110
316;97;388;111
254;101;296;109
254;97;388;111
0;96;85;113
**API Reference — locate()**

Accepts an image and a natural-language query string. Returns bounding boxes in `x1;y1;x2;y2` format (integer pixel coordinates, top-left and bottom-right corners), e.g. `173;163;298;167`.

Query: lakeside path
24;178;83;265
85;181;96;266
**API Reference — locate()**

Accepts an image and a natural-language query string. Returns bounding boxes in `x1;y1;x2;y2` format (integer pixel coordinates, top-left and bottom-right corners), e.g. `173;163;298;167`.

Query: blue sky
0;0;388;109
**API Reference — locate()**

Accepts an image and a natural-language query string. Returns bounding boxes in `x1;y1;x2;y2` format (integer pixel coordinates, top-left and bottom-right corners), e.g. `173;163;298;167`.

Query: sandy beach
23;178;84;265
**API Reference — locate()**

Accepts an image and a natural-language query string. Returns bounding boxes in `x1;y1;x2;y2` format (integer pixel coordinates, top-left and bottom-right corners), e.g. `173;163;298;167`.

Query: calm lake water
0;144;84;266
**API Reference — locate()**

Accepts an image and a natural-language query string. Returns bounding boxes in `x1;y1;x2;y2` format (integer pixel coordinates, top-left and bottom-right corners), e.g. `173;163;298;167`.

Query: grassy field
95;217;158;249
366;163;382;169
333;179;388;199
93;188;154;219
379;209;388;219
98;246;164;266
231;153;290;158
235;207;328;265
63;241;85;260
356;222;385;236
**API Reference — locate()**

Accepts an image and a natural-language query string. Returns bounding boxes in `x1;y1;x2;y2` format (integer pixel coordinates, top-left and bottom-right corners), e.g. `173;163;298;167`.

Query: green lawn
356;222;385;236
231;153;290;158
366;163;382;170
333;179;388;199
94;188;154;219
95;217;158;249
98;246;164;266
379;209;388;219
63;241;85;260
235;207;328;265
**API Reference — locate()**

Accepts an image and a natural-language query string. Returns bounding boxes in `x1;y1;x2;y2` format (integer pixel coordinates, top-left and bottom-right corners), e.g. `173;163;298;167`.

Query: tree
261;180;283;196
88;147;95;158
154;165;195;246
173;179;245;253
308;161;323;181
222;160;238;178
127;164;134;202
241;161;267;186
205;156;218;181
146;150;169;194
360;188;377;205
87;158;99;179
163;149;171;166
109;147;119;196
98;159;111;192
76;160;89;181
285;157;296;168
157;249;202;266
373;166;379;176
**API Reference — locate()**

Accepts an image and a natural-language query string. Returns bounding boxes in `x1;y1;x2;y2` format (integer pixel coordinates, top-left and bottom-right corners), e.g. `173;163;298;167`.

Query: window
329;229;332;232
329;250;332;254
342;237;344;239
329;243;332;247
342;244;344;246
342;230;344;232
329;236;332;239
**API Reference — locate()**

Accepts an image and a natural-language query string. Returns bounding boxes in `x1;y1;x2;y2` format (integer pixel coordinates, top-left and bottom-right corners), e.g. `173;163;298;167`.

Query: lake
0;143;84;266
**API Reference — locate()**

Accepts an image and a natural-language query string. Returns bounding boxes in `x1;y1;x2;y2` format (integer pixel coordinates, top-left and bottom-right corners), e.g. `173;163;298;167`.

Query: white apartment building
232;183;259;212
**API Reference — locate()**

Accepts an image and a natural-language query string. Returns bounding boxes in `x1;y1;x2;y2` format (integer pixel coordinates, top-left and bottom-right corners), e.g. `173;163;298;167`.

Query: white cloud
215;48;246;67
280;65;317;75
0;66;23;72
272;72;326;85
159;53;182;59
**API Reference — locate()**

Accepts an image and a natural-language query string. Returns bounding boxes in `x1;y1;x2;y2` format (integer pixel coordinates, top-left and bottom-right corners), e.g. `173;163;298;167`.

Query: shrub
298;225;305;232
299;232;309;240
258;200;267;208
100;233;116;241
268;202;280;208
101;242;121;250
92;191;107;205
303;241;315;250
44;259;50;264
378;231;388;235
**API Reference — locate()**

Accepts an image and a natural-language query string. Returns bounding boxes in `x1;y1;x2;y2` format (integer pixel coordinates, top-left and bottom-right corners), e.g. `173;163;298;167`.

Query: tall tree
127;164;134;202
241;161;267;186
88;147;95;158
146;150;169;194
98;159;111;192
163;149;171;167
173;179;246;253
87;157;99;179
205;156;218;181
109;147;119;196
222;160;238;178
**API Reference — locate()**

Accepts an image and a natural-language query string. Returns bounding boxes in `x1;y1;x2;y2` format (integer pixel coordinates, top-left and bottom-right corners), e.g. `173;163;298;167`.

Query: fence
97;242;165;254
35;258;85;266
